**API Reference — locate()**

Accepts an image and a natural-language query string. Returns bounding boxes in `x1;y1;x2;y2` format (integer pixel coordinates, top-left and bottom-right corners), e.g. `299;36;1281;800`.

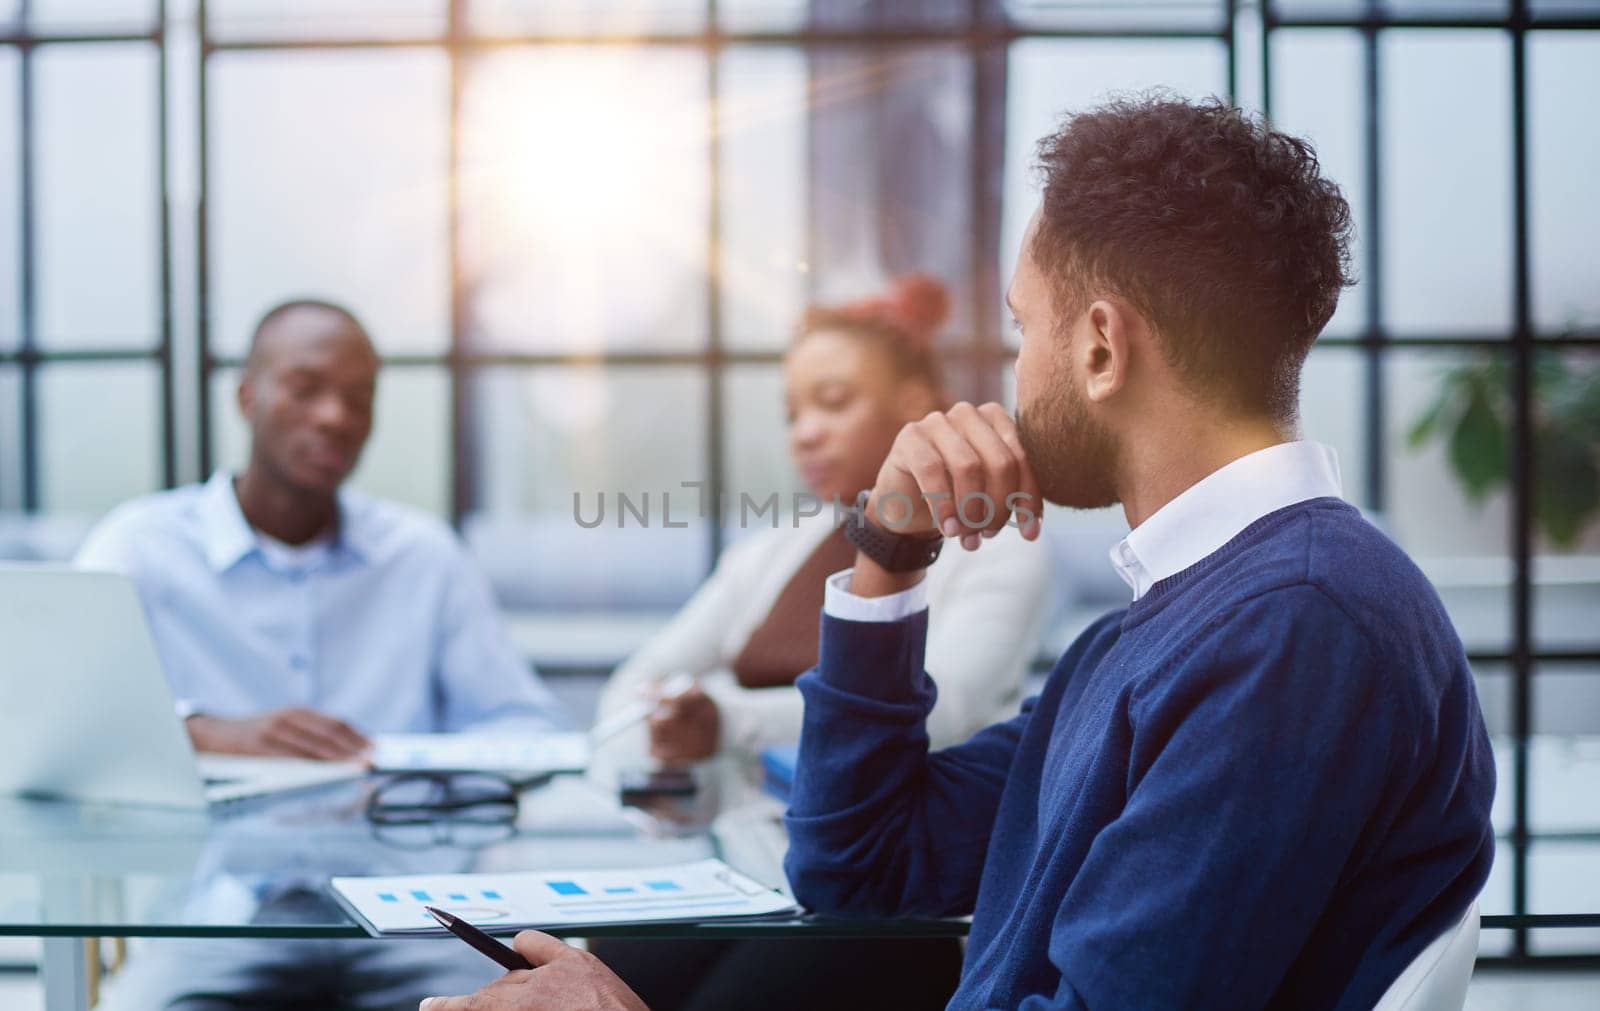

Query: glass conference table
0;768;965;1011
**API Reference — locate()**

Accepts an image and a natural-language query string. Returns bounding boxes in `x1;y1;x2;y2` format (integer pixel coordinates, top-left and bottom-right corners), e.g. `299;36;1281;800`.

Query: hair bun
805;273;952;351
882;273;952;346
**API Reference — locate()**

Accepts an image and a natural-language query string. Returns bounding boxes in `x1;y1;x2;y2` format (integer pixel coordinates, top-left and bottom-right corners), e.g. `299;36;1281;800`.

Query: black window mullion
3;349;163;363
705;0;727;572
1360;5;1385;516
157;0;175;490
447;0;469;529
206;26;1253;52
196;0;213;479
1508;0;1536;963
206;332;1592;370
11;7;171;510
17;0;37;512
1259;0;1273;118
1225;0;1238;105
969;0;1005;405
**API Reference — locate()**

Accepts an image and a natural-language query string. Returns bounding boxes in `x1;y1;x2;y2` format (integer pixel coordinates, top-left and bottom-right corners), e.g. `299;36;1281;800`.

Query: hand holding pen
588;672;696;747
420;908;648;1011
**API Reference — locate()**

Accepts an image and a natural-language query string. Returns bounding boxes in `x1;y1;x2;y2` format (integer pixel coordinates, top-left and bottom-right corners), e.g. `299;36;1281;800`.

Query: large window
3;0;1598;961
0;1;168;524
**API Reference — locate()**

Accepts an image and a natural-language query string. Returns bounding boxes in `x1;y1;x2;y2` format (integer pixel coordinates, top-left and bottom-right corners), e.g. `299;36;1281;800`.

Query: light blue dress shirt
74;472;566;735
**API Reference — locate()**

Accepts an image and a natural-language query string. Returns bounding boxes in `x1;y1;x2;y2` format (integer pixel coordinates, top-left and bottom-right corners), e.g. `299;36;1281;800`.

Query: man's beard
1016;380;1120;510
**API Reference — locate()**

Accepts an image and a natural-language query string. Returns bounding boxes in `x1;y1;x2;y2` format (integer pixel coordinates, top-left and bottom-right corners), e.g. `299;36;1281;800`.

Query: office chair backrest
1371;902;1480;1011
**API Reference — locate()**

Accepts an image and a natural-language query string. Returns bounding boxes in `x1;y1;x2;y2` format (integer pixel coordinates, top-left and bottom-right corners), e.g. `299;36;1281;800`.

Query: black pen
425;906;533;972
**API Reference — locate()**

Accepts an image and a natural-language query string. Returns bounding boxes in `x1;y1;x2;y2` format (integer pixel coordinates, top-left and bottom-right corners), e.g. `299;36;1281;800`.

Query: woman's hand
647;685;720;765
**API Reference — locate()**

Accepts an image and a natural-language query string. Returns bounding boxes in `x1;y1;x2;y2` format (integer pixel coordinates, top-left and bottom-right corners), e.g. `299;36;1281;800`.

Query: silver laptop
0;564;363;810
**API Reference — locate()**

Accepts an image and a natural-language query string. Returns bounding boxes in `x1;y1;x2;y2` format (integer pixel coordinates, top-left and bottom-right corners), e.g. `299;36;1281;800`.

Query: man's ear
1082;299;1131;405
236;371;255;419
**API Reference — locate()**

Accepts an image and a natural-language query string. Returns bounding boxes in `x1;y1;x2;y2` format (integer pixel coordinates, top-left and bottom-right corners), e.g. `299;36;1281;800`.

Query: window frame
3;0;1598;964
0;0;174;513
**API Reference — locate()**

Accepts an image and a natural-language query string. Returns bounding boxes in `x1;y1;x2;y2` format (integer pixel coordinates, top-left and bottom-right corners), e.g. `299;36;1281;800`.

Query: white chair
1371;902;1480;1011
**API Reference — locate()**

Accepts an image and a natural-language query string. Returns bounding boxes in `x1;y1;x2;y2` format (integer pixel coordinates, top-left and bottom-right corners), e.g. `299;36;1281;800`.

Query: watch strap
843;490;944;573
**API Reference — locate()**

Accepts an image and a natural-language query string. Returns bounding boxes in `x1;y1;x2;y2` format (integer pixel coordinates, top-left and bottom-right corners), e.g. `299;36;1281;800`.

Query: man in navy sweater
421;96;1493;1011
776;97;1496;1009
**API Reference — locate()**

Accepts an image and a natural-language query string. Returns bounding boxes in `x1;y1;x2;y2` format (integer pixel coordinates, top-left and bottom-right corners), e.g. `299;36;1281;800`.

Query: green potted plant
1408;350;1600;549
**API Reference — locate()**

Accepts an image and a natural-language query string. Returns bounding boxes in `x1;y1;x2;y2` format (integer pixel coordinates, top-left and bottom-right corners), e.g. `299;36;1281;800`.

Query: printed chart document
369;732;589;779
330;858;798;937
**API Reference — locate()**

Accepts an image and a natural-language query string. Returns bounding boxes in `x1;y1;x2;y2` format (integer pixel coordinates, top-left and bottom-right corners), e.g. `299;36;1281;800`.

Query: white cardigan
595;513;1055;761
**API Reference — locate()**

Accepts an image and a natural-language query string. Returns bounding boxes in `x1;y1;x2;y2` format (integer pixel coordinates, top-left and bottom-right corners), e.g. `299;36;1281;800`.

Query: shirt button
290;655;309;671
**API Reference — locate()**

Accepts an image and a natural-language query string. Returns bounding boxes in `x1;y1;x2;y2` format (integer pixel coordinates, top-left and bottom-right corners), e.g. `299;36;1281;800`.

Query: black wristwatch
843;490;945;573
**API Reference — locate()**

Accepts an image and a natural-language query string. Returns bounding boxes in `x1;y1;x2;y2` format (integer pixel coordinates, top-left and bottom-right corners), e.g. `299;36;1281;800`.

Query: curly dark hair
1032;92;1354;422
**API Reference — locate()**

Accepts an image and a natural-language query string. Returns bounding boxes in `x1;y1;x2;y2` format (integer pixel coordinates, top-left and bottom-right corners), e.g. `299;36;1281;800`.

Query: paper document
330;858;799;936
370;733;589;778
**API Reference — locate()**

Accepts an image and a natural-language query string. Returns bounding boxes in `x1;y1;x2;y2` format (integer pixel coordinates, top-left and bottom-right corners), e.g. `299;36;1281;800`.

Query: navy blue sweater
784;499;1494;1010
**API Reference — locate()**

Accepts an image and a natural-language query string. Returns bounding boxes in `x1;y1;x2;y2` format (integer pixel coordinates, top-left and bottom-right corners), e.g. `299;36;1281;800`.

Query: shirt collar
196;471;373;573
1110;441;1343;600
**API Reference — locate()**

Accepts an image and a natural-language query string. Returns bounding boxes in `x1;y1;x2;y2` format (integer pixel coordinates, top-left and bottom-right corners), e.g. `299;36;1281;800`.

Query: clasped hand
864;401;1044;551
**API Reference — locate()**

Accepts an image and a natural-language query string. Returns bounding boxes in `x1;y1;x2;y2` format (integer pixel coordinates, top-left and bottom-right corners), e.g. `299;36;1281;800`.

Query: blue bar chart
331;859;796;935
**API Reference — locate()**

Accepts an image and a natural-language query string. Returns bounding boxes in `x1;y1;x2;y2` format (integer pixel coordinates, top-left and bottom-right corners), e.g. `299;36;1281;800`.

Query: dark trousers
591;937;963;1011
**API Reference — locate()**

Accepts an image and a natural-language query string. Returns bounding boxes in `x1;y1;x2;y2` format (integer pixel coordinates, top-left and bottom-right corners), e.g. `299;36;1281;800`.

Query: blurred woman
590;274;1052;1011
595;274;1053;770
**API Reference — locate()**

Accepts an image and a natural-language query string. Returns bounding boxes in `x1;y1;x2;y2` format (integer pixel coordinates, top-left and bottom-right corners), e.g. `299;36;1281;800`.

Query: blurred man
423;96;1493;1011
81;299;565;1010
78;299;565;753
